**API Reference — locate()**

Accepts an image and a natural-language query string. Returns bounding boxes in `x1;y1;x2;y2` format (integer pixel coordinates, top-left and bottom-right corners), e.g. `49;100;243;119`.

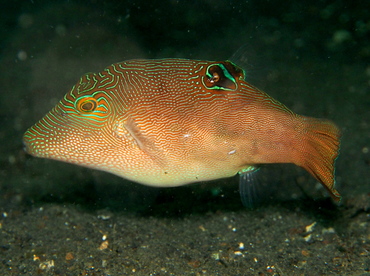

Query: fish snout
22;127;38;156
22;137;29;154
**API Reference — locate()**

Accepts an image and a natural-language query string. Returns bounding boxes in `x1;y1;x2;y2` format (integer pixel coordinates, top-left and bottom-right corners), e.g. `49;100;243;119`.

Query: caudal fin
295;117;341;201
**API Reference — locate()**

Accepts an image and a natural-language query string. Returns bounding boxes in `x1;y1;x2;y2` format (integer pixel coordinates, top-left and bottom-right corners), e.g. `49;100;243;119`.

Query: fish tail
294;116;341;201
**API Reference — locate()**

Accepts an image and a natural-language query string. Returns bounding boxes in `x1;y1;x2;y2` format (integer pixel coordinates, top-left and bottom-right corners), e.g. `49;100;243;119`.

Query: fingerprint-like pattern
23;58;341;201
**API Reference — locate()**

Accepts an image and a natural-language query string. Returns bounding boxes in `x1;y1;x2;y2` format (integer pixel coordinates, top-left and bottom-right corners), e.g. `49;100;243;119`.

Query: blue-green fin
238;166;260;208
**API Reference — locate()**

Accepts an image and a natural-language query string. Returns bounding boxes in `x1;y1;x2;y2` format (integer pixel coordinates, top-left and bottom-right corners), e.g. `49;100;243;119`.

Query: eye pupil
82;101;93;111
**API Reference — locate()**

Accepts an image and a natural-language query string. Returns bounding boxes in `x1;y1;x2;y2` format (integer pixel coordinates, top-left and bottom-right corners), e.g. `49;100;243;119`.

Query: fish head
23;71;132;173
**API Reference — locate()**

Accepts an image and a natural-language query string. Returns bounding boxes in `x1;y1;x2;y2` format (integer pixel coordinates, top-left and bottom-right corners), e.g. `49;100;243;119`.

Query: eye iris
76;97;97;113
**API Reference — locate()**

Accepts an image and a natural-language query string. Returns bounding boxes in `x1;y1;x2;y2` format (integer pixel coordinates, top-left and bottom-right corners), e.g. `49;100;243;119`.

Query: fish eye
75;96;97;113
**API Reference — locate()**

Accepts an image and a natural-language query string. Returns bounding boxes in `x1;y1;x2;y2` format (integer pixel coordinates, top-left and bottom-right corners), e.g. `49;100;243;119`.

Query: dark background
0;0;369;275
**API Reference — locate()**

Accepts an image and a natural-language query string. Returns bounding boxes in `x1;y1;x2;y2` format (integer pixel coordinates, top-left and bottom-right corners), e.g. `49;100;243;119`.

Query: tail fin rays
296;117;341;201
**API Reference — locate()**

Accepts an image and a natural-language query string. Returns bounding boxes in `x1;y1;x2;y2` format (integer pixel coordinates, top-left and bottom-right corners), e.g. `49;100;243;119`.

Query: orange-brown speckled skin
23;59;341;200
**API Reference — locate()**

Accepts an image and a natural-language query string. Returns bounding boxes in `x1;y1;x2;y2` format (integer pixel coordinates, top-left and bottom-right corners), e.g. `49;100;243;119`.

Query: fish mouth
22;130;36;156
22;139;29;153
22;125;48;157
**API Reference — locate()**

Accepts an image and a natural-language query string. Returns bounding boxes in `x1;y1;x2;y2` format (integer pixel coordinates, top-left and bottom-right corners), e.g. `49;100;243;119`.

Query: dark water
0;1;369;275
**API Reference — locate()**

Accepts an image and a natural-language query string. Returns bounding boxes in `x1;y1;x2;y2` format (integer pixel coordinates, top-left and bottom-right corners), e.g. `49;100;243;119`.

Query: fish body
23;59;341;200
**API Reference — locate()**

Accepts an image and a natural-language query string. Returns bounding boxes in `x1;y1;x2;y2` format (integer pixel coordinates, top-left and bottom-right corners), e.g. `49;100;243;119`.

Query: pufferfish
23;59;341;204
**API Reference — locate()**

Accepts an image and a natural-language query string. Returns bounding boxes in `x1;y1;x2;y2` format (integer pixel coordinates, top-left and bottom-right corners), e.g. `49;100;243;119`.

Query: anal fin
238;166;260;208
